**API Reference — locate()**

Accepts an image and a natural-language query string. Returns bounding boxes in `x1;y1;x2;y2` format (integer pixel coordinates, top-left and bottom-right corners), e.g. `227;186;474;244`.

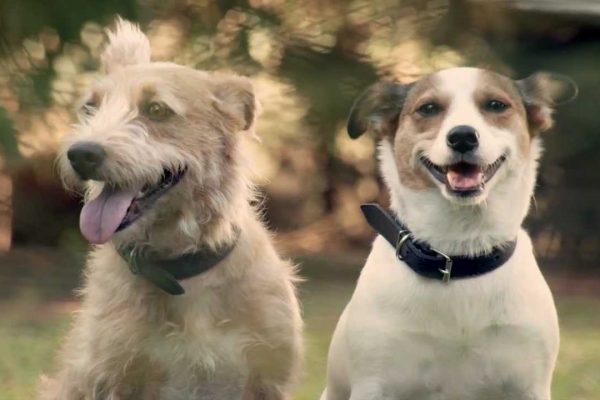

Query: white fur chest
342;232;558;399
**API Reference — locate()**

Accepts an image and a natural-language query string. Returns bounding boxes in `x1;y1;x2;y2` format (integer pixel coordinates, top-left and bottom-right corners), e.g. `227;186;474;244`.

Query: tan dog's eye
80;100;97;117
145;101;173;121
416;102;442;117
484;99;509;113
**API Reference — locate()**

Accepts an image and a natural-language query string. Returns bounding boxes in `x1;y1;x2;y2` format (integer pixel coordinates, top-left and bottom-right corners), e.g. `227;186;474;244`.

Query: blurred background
0;0;598;398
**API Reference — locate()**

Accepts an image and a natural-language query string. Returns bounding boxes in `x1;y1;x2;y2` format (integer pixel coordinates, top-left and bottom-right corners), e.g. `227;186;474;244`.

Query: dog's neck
113;139;256;257
379;139;541;256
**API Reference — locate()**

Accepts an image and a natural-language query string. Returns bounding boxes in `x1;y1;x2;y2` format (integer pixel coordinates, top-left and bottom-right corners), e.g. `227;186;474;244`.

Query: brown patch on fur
476;71;531;155
392;76;448;190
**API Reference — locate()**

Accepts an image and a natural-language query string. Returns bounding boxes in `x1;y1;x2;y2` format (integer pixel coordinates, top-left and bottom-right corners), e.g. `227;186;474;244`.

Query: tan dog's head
59;18;256;246
348;67;576;206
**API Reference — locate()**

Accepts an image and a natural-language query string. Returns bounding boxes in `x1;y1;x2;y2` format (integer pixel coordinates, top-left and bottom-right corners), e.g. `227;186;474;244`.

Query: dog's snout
67;142;106;180
446;125;479;154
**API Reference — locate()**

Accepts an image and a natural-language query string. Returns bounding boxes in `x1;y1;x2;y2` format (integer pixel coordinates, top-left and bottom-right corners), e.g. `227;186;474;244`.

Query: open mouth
419;154;506;197
79;167;187;244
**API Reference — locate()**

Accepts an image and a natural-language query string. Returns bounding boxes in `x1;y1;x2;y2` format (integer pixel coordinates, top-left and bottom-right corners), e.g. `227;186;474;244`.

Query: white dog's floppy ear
212;75;256;132
347;81;413;139
517;72;578;133
101;17;151;74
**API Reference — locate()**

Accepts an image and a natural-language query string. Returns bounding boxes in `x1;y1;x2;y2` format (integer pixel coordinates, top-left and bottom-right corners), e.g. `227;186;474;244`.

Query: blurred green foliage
0;0;598;263
0;107;19;161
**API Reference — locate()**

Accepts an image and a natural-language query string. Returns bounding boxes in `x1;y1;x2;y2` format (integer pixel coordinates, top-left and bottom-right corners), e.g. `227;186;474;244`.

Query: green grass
0;297;70;400
552;298;600;400
1;280;598;400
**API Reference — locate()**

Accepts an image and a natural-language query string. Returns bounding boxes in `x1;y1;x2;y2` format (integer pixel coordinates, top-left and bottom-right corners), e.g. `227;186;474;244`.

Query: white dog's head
349;67;576;206
348;67;576;254
59;18;256;248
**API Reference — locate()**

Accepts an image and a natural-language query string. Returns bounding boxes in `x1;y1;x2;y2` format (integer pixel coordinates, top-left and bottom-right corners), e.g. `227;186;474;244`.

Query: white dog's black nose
67;142;106;180
447;125;479;153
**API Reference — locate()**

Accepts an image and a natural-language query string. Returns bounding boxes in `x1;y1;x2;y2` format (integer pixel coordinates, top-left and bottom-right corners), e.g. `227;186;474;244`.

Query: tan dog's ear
347;81;413;139
212;75;256;132
517;72;578;133
101;17;151;74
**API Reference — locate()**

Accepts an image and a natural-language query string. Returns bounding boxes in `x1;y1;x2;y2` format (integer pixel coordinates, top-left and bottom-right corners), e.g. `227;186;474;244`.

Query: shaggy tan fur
40;18;302;400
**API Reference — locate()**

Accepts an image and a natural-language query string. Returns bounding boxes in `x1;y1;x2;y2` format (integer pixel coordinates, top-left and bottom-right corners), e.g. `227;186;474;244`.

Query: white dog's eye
416;102;442;117
145;101;174;121
484;99;509;113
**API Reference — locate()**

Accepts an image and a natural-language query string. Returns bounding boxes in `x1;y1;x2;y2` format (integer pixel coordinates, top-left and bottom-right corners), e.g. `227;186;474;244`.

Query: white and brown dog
40;19;302;400
321;67;576;400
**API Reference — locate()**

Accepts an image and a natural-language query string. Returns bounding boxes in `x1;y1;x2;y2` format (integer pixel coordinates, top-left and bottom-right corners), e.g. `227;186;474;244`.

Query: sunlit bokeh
0;1;598;398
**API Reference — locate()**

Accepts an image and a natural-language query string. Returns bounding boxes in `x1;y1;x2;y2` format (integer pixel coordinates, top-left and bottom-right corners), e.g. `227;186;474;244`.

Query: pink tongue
79;186;137;244
447;168;483;190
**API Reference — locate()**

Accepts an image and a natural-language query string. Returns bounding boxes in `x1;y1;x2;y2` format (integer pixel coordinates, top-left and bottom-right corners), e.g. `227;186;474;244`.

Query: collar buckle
395;230;411;260
432;248;453;283
360;203;517;282
123;248;141;275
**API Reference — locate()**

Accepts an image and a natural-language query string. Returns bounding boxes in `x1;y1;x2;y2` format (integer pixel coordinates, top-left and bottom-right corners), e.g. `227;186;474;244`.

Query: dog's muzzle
67;142;106;180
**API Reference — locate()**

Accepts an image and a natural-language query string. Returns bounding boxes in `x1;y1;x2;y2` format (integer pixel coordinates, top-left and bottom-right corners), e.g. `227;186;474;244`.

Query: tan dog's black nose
67;142;106;180
447;125;479;154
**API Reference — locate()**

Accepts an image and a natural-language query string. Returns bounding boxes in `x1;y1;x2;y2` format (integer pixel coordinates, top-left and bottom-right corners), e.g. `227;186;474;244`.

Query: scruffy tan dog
40;18;302;400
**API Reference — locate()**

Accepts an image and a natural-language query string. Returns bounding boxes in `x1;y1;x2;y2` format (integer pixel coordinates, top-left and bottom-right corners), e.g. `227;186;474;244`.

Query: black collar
117;230;240;295
361;203;516;282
